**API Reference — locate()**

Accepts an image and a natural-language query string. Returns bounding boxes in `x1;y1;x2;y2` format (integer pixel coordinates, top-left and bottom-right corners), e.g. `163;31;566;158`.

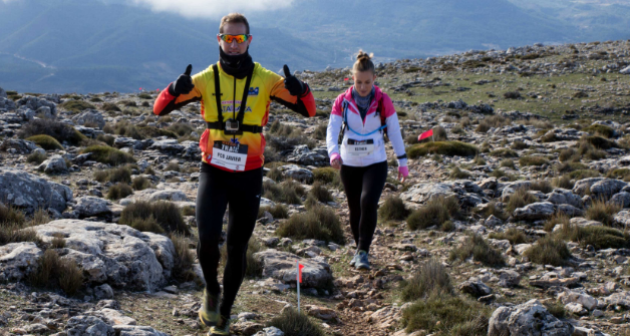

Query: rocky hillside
1;39;630;336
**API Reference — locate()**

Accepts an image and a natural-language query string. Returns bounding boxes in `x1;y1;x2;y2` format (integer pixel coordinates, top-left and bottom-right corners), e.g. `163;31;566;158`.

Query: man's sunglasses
218;34;250;44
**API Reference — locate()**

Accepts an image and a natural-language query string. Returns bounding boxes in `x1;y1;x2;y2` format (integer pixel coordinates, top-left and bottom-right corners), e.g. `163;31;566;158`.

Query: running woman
326;51;408;270
153;13;316;335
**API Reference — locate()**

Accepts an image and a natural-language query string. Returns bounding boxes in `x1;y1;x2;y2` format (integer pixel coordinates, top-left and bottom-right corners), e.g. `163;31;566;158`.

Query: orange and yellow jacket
153;62;316;172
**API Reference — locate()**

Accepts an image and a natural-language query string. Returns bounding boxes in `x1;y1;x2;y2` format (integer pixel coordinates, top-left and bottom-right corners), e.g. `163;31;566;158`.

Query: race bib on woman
347;139;375;157
211;141;248;171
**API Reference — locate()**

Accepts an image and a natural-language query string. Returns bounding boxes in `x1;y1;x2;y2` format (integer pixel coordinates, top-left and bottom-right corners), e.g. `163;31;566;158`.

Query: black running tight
339;161;388;253
196;163;262;318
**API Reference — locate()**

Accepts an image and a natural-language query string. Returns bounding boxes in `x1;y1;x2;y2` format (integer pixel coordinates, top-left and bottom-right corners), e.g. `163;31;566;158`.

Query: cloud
131;0;294;19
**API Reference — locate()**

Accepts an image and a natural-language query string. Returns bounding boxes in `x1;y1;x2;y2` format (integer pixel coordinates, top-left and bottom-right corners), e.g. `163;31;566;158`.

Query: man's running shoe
209;315;230;335
355;250;370;270
199;289;220;327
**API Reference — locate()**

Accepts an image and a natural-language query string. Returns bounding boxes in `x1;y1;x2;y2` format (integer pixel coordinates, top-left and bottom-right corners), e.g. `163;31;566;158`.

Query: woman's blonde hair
353;50;375;74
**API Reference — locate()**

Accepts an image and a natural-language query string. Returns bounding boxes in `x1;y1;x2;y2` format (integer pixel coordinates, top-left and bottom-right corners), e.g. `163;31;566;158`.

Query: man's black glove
283;65;305;96
169;64;195;96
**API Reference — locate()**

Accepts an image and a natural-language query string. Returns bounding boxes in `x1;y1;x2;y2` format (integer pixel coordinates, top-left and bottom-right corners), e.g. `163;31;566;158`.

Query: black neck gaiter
219;47;254;79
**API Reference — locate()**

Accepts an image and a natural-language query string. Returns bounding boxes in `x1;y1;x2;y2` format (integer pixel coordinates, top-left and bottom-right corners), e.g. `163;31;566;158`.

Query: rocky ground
1;39;630;336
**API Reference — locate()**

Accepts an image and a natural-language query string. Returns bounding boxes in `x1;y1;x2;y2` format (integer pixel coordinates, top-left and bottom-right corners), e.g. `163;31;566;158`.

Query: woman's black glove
169;64;195;96
283;65;305;96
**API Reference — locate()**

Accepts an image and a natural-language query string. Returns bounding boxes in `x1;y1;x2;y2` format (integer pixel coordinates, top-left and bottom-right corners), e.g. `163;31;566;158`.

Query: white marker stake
296;260;301;313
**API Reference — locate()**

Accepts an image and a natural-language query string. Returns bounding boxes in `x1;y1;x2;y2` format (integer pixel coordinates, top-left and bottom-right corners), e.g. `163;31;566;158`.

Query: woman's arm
326;96;343;159
382;94;408;167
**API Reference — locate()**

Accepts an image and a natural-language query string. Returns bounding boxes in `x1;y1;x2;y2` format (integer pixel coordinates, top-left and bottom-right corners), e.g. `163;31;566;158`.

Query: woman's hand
398;166;408;183
330;153;342;170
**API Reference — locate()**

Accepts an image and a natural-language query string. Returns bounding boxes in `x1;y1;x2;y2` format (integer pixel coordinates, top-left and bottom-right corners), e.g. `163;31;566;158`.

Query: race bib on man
211;142;248;171
347;139;375;157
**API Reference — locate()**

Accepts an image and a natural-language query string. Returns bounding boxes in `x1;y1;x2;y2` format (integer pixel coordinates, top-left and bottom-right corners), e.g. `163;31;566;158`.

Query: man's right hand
169;64;194;96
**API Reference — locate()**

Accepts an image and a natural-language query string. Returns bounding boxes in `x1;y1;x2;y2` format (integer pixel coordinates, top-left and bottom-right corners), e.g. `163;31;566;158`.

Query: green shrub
407;196;460;230
268;308;325;336
559;148;577;162
259;204;289;219
401;259;453;301
490;148;518;158
246;238;264;277
167;123;194;137
313;124;327;140
519;156;549;166
26;135;63;150
96;134;115;146
473;155;486;165
81;146;135;166
166;161;180;172
107;183;133;200
552;176;574;189
51;234;66;249
544;213;570;232
120;201;189;235
433;126;448;141
30;249;84;296
263;180;305;205
585;199;621;226
59;100;95;113
138;92;153;99
475;201;507;220
584;124;615;138
544;302;567;319
606;168;630;182
26;152;47;165
567;169;601;180
378;196;409;221
505;188;538;214
488;228;528;245
530;179;553;194
498;159;514;169
582;135;616;150
127;216;164;234
504;91;521;99
276;205;344;244
19;119;86;145
577;142;607;161
402;294;490;335
524;236;571;266
94;166;132;183
312;167;341;187
560;224;629;249
408;141;478;158
132;176;152;190
267;167;284;182
449;167;471;179
450;234;505;267
511;140;529;150
308;182;333;203
169;233;197;282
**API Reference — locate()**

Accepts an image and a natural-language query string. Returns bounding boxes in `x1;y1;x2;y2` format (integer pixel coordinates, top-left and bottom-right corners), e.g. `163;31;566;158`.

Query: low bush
401;294;490;335
552;176;574;189
132;176;152;190
378;196;409;221
408;141;478;158
102;103;121;112
582;135;616;150
26;151;47;165
504;91;521;99
263;180;305;205
524;236;571;266
511;140;529;150
449;167;471;179
19;119;86;145
606;168;630;182
29;249;84;296
490;148;518;158
488;228;528;245
407;196;460;230
449;234;505;267
120;201;189;235
544;213;570;232
530;179;553;194
268;308;325;336
107;183;133;200
59;100;95;113
561;224;629;249
246;238;264;277
499;159;515;169
308;182;333;203
81;146;135;166
94;166;132;183
584;124;615;138
266;167;284;182
312;167;341;187
259;204;289;219
26;135;63;150
585;199;621;226
169;233;197;282
276;205;344;244
401;259;453;301
519;155;549;166
505;188;538;214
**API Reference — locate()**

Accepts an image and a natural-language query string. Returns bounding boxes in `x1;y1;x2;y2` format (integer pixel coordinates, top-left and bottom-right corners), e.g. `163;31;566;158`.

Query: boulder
556;204;583;217
17;95;57;118
253;249;332;288
488;299;574;336
148;139;184;154
112;325;170;336
0;138;38;154
72;110;106;129
180;140;201;160
621;65;630;74
603;291;630;309
589;179;627;200
253;327;285;336
286;145;329;166
0;242;43;282
65;315;115;336
498;270;522;288
401;182;456;203
459;280;492;298
546;188;583;208
610;192;630;208
0;168;72;215
557;290;597;310
38;154;68;174
72;196;112;218
572;178;604;196
614;210;630;227
279;164;313;183
512;202;555;221
33;220;174;290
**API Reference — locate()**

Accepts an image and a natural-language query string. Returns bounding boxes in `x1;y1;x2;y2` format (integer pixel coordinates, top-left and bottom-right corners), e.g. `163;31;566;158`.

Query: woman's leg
357;161;388;253
219;168;263;318
340;164;365;247
196;163;229;296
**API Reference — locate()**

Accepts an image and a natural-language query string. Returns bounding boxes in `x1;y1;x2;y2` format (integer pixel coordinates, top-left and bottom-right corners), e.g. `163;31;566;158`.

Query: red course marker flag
298;263;304;283
418;129;434;141
344;78;349;81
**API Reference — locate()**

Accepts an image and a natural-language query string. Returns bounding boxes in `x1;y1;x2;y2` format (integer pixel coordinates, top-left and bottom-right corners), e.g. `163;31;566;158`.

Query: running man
153;13;316;335
326;51;408;270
